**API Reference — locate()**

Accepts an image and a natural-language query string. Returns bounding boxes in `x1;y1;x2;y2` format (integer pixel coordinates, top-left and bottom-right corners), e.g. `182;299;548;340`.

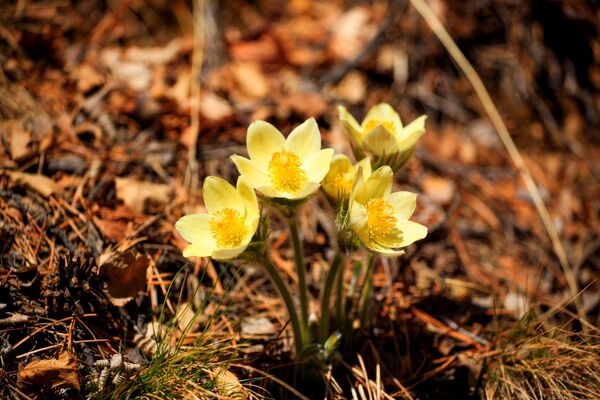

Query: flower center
363;119;396;134
267;149;308;194
365;198;398;241
333;172;353;197
209;208;247;248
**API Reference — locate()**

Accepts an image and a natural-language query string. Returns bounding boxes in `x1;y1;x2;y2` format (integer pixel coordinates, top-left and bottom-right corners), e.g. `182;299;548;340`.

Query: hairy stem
319;252;344;343
262;257;304;356
288;216;310;339
359;253;376;328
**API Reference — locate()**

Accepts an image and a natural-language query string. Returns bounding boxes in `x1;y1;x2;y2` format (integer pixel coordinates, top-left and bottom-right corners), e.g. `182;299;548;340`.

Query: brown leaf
98;250;151;306
18;352;80;391
229;62;270;99
6;171;57;197
9;121;32;161
115;176;172;214
198;92;234;125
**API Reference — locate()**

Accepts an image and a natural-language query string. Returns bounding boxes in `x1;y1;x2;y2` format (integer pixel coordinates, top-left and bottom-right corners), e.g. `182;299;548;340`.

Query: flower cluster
175;103;428;358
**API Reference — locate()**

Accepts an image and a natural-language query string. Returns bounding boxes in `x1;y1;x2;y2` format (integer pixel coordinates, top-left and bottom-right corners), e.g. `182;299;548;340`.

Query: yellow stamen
268;149;308;194
209;208;247;248
333;172;353;197
363;119;396;134
365;198;398;241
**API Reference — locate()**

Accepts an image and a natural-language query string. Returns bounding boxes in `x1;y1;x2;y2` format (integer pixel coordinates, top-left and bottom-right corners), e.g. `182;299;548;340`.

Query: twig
408;0;585;323
184;0;205;200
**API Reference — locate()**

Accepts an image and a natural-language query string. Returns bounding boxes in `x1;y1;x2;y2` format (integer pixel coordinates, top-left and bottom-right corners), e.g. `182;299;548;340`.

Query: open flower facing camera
349;165;428;256
175;176;259;261
230;118;334;207
338;103;426;171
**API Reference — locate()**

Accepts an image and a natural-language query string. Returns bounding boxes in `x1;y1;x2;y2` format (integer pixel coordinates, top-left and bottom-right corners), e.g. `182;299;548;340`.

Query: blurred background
1;0;599;399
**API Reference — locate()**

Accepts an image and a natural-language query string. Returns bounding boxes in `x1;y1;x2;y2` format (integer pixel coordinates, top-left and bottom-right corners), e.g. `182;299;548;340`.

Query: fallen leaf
229;62;269;99
98;250;151;306
211;369;247;399
9;121;32;161
6;171;57;197
115;176;173;214
333;71;366;103
229;34;279;63
329;7;375;61
18;352;80;391
421;175;456;205
198;92;234;125
72;63;103;93
241;317;276;336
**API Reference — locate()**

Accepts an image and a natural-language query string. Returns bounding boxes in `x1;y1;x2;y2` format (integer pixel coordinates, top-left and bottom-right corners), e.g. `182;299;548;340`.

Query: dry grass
484;315;600;400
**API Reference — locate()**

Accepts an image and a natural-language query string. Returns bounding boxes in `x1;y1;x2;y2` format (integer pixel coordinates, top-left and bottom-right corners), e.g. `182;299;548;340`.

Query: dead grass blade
407;0;585;323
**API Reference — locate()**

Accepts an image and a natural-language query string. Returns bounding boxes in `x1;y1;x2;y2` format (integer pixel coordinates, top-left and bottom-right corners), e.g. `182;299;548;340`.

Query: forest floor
1;1;600;399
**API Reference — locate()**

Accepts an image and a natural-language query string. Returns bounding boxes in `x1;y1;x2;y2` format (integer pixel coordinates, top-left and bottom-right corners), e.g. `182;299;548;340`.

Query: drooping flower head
231;118;334;206
338;103;426;171
175;176;259;261
349;165;427;256
322;154;371;203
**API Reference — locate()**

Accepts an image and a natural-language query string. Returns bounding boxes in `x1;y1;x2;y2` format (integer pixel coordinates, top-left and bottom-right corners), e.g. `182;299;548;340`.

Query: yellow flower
349;165;427;255
322;154;371;201
338;103;426;170
175;176;259;261
231;118;334;202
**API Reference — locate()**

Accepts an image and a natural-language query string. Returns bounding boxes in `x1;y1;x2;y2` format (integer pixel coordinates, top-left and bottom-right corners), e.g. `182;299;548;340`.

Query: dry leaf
18;352;80;391
72;63;103;93
329;7;375;61
6;171;57;197
241;317;276;336
333;71;366;103
115;176;172;214
210;368;247;400
198;92;234;125
229;62;269;99
98;250;151;306
9;122;32;161
421;175;456;205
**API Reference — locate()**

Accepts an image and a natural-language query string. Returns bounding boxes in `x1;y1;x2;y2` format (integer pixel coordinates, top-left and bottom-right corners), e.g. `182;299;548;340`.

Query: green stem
359;253;376;328
319;252;344;343
335;259;344;324
262;257;304;356
288;216;309;338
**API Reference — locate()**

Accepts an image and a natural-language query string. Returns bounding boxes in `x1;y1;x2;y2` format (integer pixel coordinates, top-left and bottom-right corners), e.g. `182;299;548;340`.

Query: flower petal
362;103;402;132
203;176;244;214
236;175;259;232
287;181;321;200
183;241;216;258
396;220;428;247
247;121;285;169
338;105;363;143
362;125;399;157
355;157;372;179
388;191;417;220
212;244;248;261
397;115;426;151
302;148;334;183
349;164;368;207
353;166;393;205
230;155;270;187
285;118;321;162
175;214;211;243
349;202;370;242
